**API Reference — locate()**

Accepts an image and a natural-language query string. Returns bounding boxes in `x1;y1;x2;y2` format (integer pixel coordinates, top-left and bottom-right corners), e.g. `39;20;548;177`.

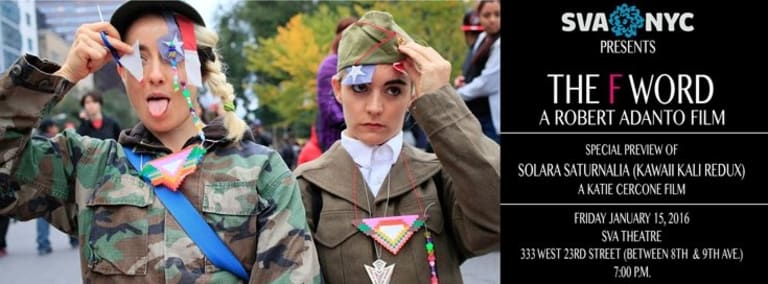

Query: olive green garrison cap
337;10;415;72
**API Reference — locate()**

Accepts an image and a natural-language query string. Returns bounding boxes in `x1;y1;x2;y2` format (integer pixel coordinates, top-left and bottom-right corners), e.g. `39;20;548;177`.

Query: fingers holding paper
55;22;134;83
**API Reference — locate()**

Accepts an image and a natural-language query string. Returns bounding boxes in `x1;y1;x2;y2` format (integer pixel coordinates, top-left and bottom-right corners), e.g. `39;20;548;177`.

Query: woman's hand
54;22;133;83
454;75;466;88
398;42;452;98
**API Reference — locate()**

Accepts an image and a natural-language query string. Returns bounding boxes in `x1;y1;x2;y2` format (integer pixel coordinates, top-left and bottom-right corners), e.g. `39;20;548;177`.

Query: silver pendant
364;259;395;284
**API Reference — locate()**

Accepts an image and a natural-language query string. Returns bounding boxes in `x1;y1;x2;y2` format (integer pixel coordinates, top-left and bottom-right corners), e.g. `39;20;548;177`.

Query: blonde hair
195;25;247;142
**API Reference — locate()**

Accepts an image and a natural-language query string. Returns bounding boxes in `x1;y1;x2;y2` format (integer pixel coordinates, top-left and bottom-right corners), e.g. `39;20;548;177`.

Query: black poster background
502;0;767;282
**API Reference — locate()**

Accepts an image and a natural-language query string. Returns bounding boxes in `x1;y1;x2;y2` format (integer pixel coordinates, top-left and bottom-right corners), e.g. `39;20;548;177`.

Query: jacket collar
118;117;253;154
297;141;441;215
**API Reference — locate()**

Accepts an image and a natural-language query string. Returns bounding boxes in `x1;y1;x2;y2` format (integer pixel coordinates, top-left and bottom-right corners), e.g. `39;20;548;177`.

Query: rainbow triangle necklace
141;144;206;191
350;154;432;284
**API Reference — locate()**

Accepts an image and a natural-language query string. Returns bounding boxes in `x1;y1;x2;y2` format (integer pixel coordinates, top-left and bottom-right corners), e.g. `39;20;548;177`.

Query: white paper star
347;65;366;83
164;34;184;51
119;40;143;81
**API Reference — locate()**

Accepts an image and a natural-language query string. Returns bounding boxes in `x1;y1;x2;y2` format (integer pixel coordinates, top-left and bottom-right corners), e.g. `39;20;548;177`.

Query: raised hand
54;22;133;83
397;42;452;98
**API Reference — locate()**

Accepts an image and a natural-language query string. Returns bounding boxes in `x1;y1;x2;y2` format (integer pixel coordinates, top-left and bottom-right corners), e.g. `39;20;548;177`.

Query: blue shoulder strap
123;147;249;281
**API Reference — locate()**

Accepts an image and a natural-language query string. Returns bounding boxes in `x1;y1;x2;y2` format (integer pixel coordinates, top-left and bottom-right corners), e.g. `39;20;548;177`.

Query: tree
246;4;365;131
247;14;324;128
215;1;359;127
218;1;471;138
215;0;312;91
214;1;315;127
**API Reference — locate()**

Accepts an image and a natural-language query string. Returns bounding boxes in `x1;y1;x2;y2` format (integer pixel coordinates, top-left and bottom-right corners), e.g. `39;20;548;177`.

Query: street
0;219;80;284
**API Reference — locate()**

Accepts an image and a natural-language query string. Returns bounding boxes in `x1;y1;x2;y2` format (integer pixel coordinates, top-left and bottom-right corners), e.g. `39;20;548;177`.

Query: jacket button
9;64;22;77
38;79;52;90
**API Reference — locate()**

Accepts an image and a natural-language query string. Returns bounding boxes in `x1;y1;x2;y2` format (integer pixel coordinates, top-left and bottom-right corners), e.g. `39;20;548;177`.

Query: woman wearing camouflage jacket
295;11;499;284
0;1;320;283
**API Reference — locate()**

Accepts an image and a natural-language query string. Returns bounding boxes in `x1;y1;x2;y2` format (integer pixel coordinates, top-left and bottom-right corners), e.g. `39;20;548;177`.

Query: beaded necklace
351;151;439;283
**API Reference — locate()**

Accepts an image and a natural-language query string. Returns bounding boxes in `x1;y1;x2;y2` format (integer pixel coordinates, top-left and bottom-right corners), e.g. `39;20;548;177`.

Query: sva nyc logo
561;3;694;54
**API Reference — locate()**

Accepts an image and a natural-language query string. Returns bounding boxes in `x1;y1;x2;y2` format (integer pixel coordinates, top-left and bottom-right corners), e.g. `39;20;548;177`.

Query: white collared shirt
341;131;403;197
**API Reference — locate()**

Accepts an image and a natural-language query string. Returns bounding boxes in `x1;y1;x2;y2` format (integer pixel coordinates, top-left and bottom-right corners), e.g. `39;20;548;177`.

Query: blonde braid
195;25;247;142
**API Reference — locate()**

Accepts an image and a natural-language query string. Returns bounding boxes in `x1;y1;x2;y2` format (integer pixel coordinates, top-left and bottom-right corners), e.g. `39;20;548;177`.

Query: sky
187;0;237;30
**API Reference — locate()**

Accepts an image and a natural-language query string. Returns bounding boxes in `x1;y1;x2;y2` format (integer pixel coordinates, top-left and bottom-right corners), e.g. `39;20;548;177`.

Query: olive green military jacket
0;55;321;283
295;86;500;283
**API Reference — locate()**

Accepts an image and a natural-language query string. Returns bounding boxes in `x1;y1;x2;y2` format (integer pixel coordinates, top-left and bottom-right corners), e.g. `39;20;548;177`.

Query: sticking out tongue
148;99;169;118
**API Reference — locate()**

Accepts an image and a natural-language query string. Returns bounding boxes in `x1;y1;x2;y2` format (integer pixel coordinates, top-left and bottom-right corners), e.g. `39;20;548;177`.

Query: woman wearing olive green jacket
295;11;500;284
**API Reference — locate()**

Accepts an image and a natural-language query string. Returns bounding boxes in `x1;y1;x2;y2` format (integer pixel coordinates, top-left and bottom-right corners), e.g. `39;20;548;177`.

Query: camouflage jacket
0;55;321;284
295;86;500;283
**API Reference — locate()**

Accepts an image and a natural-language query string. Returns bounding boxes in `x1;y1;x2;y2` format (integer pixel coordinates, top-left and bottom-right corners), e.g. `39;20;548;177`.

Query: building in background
37;29;65;63
18;0;37;55
35;0;121;43
37;0;121;95
1;0;37;71
38;28;94;92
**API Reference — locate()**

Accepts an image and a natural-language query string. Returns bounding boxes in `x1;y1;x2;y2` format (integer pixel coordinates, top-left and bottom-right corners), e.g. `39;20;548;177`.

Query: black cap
110;0;206;39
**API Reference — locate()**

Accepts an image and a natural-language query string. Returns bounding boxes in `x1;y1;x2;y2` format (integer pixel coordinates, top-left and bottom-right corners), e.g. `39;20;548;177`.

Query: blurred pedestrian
457;9;484;78
455;0;501;143
249;118;273;147
77;91;122;140
280;136;298;170
297;125;322;166
0;216;8;257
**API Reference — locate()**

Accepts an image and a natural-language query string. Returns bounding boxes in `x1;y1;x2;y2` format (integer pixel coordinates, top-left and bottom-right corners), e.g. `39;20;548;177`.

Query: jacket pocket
85;175;152;276
313;211;358;248
201;180;265;273
312;210;360;283
202;180;264;216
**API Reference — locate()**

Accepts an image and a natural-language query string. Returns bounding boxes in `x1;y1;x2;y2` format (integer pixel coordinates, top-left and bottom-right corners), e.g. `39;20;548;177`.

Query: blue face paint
342;65;376;85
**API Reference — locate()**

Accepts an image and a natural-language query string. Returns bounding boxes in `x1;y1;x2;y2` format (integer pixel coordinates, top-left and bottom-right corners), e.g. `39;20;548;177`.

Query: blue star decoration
347;65;366;84
164;34;184;57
